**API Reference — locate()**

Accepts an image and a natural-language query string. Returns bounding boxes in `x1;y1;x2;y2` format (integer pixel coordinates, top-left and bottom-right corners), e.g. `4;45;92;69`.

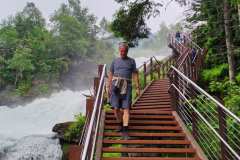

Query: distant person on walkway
108;42;140;136
191;48;197;63
175;31;181;43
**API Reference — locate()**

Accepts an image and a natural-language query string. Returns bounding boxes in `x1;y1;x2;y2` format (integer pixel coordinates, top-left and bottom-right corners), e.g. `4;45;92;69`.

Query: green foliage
236;73;240;83
201;64;228;83
37;84;49;94
15;80;32;96
209;81;240;114
111;0;162;46
64;114;86;142
0;1;115;96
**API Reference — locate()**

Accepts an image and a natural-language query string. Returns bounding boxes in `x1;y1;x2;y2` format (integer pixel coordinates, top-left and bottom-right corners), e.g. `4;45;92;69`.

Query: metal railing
168;33;206;82
135;55;175;91
168;32;240;159
80;65;106;160
169;66;240;160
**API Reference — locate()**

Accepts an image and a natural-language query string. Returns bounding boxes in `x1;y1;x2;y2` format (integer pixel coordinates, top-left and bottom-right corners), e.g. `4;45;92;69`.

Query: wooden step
141;95;171;98
104;125;181;131
106;110;172;115
103;139;191;145
139;96;171;100
131;108;172;112
134;102;171;106
103;132;186;138
102;147;196;154
143;93;170;96
132;106;172;110
102;158;198;160
105;120;177;125
137;99;171;103
105;115;175;120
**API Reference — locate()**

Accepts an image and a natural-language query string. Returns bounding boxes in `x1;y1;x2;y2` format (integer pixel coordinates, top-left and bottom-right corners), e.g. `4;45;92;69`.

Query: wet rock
52;122;79;143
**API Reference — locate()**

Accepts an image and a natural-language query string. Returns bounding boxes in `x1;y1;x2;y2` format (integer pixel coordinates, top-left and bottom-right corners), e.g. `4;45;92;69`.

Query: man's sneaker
122;126;129;139
115;122;123;132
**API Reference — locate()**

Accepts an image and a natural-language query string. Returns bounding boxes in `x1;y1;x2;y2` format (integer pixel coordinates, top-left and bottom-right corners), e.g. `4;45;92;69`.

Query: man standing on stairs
108;42;140;136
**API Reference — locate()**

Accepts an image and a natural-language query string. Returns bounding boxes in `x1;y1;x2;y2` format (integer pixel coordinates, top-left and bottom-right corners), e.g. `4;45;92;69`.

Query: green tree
8;47;34;85
14;2;45;38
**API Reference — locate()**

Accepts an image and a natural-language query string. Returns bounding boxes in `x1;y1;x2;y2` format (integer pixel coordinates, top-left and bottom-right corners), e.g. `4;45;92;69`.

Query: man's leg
123;108;130;127
114;108;123;123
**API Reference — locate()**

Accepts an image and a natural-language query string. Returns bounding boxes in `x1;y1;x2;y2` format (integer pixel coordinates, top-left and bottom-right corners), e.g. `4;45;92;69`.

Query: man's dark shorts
110;80;132;109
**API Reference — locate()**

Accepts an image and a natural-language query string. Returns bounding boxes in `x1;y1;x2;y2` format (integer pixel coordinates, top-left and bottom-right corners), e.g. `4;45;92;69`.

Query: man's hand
108;72;113;98
133;71;140;97
136;87;141;97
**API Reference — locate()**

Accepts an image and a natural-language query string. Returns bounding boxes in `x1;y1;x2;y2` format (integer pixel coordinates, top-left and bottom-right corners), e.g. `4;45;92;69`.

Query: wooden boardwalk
101;79;202;160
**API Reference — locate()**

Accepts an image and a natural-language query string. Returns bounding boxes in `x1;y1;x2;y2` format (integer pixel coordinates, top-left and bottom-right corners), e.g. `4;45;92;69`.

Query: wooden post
150;57;153;80
86;97;94;117
143;62;147;88
192;111;198;141
98;64;104;77
94;77;100;97
157;63;161;79
218;106;228;160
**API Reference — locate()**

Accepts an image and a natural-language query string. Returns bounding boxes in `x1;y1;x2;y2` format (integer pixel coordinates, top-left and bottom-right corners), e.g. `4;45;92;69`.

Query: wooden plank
102;158;198;160
134;102;171;106
104;125;181;131
105;115;175;120
102;147;196;153
106;110;172;115
132;106;172;110
103;132;186;137
105;120;177;125
103;139;191;145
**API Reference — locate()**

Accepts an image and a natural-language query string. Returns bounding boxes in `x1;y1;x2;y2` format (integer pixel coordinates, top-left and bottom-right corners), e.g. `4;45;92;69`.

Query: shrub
64;114;86;142
37;84;49;94
201;64;228;83
15;80;32;96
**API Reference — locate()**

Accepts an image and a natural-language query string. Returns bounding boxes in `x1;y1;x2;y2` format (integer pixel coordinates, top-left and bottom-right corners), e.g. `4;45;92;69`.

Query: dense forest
0;0;115;97
186;0;240;116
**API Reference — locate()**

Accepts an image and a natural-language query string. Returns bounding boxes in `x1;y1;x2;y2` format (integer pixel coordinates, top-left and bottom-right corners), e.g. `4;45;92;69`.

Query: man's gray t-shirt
110;57;137;79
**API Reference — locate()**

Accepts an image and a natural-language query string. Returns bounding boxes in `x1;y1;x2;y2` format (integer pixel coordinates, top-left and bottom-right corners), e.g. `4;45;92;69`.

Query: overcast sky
0;0;186;33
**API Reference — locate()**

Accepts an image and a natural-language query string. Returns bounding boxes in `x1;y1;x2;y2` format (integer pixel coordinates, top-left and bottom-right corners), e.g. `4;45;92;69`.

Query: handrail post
98;64;104;77
192;111;198;141
150;57;153;80
94;77;100;97
143;62;147;88
218;105;228;160
171;70;178;111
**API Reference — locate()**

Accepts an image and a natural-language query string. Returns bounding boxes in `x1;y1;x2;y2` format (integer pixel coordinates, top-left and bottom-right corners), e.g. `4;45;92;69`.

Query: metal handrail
80;64;106;160
170;66;240;159
171;66;240;123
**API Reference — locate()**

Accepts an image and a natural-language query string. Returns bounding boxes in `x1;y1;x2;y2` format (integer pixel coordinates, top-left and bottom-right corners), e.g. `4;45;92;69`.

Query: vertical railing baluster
218;106;228;160
171;70;179;111
143;62;147;88
150;57;153;80
192;111;198;141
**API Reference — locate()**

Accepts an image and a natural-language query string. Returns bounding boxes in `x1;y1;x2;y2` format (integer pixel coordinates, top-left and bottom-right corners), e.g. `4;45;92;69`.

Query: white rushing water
0;90;88;160
0;52;168;160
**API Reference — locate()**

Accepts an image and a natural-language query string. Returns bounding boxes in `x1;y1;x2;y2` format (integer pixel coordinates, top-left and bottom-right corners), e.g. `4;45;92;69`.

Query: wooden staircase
101;79;202;160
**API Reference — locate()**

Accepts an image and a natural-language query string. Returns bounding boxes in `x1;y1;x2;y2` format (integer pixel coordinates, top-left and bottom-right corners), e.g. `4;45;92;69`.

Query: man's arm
108;71;113;96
